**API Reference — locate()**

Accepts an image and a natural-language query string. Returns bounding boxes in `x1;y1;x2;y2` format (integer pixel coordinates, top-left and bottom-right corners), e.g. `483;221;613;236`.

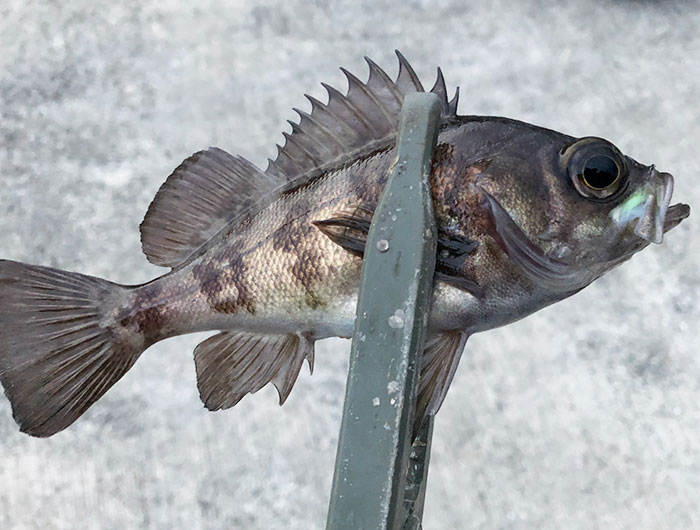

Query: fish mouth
479;171;690;294
611;170;689;244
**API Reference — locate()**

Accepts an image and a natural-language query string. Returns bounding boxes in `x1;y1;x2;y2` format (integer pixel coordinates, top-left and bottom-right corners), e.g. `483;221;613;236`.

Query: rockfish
0;52;690;437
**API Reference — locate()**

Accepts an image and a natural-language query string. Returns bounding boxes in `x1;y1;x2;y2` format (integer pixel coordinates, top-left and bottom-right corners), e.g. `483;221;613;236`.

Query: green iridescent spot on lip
610;188;649;225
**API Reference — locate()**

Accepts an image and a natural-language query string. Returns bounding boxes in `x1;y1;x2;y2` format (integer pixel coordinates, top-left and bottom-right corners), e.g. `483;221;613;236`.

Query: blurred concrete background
1;1;699;528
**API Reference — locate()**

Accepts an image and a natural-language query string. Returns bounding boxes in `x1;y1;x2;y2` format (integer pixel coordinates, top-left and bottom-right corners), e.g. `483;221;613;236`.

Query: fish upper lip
633;170;673;244
649;171;690;241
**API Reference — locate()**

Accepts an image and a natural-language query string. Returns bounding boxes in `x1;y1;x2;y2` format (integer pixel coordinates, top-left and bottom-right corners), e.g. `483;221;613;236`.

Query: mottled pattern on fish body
0;52;689;437
131;119;562;343
144;151;388;340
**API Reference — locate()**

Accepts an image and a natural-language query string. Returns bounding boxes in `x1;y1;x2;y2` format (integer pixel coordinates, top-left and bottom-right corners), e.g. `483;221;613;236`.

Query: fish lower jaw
663;202;691;233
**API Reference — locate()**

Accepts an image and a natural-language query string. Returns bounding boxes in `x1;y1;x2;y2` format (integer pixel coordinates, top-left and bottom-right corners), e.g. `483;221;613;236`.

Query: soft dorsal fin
140;148;284;268
265;50;459;182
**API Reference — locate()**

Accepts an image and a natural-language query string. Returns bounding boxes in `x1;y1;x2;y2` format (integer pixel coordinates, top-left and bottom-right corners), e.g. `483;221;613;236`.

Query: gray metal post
326;93;442;530
402;416;434;530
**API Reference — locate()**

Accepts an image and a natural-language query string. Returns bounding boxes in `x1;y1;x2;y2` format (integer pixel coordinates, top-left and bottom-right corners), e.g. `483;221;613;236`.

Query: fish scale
0;52;689;437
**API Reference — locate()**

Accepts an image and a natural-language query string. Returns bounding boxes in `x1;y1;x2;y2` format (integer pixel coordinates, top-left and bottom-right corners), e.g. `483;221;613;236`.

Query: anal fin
194;330;314;411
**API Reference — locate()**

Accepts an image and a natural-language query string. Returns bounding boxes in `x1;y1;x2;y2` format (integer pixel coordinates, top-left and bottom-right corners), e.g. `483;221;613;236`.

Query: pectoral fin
314;208;482;295
313;207;374;259
194;330;314;410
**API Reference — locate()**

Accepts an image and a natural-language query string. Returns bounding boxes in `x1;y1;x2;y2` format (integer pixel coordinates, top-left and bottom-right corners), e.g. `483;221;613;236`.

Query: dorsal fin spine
306;94;360;139
321;82;374;132
281;131;320;165
267;159;286;179
340;67;394;127
430;67;449;108
395;50;425;92
287;120;335;157
264;52;458;183
276;145;307;172
364;56;404;105
293;107;346;151
448;86;460;115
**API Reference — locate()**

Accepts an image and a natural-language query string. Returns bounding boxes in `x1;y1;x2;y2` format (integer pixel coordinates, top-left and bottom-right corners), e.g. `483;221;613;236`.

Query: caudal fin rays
0;260;145;437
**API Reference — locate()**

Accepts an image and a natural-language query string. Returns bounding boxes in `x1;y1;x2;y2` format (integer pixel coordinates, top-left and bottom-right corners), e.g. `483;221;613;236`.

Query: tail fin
0;260;145;437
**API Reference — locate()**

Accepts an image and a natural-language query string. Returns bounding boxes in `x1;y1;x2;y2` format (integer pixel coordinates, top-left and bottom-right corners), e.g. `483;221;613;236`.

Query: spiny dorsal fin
141;53;458;269
265;50;459;182
194;330;314;410
140;148;285;268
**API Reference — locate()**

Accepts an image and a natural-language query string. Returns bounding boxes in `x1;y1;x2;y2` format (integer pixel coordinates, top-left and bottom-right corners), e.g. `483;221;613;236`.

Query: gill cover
479;189;595;293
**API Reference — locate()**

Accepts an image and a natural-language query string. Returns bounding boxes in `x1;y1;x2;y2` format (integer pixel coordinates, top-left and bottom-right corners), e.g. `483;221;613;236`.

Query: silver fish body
0;52;690;437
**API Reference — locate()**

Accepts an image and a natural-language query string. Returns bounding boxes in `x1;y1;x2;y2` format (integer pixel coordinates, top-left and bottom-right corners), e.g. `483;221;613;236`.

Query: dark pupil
582;155;619;189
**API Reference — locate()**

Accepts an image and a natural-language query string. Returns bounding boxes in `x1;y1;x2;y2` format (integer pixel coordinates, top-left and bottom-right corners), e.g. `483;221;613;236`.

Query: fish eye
561;137;627;201
580;155;619;190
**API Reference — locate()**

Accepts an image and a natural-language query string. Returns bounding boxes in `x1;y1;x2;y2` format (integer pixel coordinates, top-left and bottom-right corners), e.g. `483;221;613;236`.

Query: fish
0;51;690;438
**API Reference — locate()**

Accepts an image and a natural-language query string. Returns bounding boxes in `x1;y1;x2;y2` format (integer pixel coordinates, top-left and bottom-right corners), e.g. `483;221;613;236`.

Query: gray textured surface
0;1;698;528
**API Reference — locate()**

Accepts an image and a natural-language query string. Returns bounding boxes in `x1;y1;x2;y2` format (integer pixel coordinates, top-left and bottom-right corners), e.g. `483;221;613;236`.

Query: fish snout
653;171;690;240
634;170;673;244
611;169;688;244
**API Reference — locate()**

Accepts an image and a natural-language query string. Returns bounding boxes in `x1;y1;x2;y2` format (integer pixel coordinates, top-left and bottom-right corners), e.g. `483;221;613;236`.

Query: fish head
473;131;690;293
